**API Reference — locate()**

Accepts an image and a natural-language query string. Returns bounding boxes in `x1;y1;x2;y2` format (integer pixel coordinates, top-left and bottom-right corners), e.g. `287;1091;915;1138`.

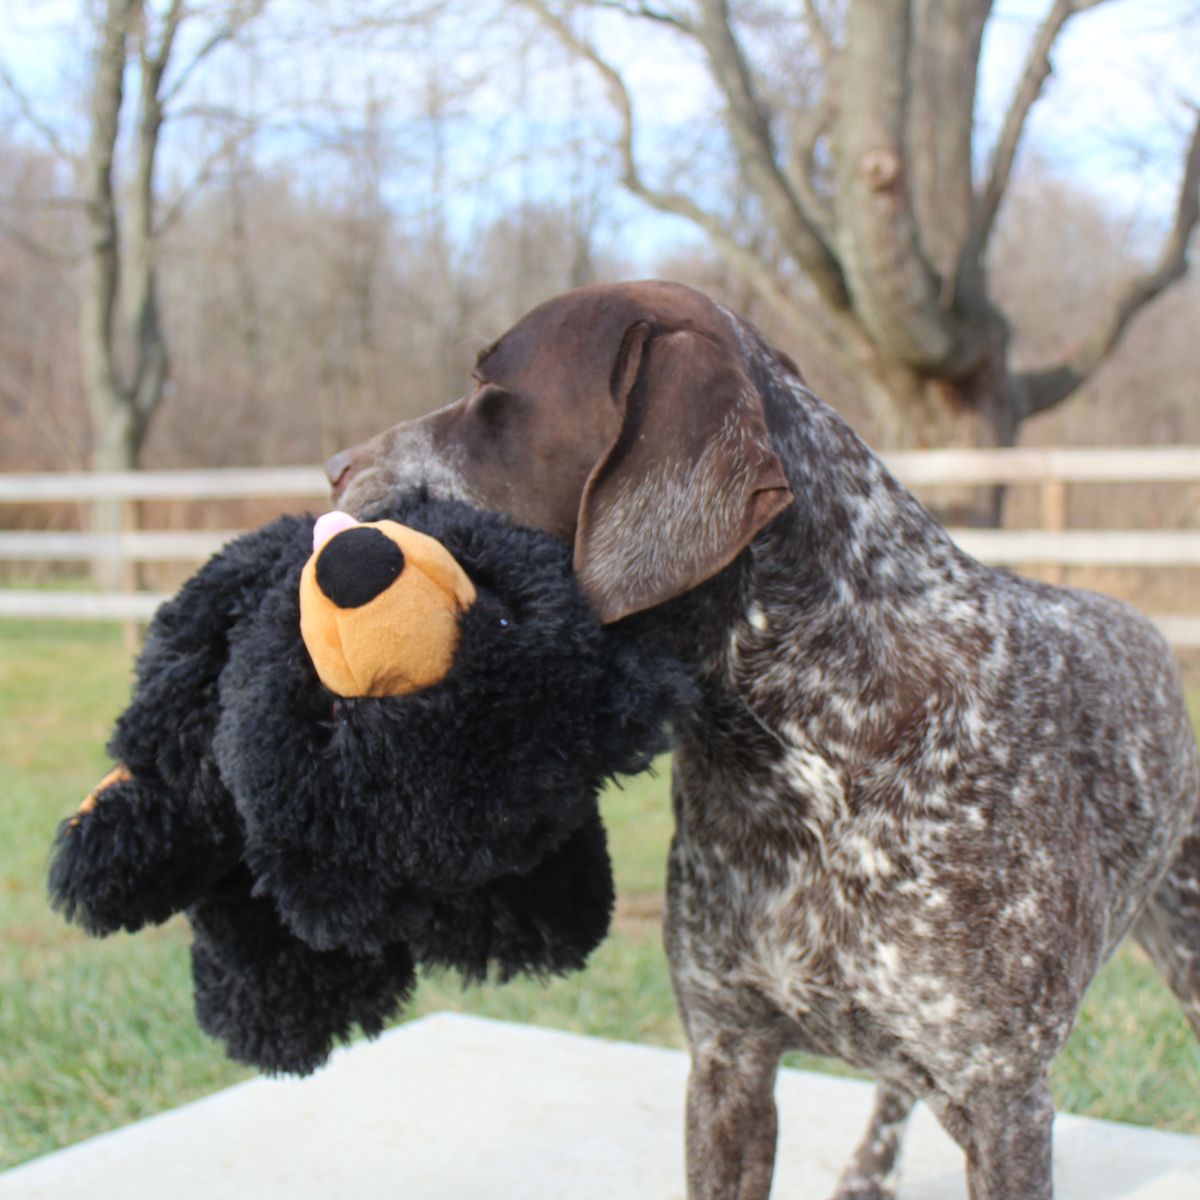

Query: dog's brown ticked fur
328;281;1200;1200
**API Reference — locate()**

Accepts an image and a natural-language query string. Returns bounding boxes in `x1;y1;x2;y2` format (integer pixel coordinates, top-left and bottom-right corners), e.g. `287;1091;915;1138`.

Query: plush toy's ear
300;515;477;698
573;324;793;624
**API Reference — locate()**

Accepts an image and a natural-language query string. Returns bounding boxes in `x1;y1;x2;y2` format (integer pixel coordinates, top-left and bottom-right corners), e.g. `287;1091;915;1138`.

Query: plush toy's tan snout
299;513;477;698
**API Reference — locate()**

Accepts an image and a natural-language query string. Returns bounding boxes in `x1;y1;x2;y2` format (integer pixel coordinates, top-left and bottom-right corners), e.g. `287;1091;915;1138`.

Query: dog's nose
324;449;359;493
316;527;406;609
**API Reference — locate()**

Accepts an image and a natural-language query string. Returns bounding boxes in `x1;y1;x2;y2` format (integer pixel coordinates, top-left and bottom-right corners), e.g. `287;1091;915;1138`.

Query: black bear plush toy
48;493;689;1075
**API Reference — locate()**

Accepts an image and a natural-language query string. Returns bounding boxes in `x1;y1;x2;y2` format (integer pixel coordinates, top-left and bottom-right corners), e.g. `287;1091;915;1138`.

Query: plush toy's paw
50;513;309;940
300;512;476;698
49;764;237;936
414;813;615;982
189;870;417;1076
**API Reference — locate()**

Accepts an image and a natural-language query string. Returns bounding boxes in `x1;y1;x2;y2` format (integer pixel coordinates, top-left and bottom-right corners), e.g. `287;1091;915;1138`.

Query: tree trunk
80;0;137;589
79;0;181;587
519;0;1200;530
87;386;141;593
852;329;1017;527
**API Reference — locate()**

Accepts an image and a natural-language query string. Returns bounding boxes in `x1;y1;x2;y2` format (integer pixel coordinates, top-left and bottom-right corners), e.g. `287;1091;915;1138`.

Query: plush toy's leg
189;868;417;1076
414;813;615;982
50;516;315;938
49;767;239;936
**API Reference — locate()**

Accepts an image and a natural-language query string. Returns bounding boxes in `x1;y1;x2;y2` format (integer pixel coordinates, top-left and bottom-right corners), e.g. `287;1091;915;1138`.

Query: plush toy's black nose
316;526;406;609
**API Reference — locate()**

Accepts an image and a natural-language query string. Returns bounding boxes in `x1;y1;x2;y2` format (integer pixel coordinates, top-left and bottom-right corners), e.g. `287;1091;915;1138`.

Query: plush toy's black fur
49;493;690;1075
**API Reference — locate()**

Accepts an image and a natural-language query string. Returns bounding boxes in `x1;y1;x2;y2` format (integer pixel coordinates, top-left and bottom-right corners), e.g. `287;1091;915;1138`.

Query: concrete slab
2;1013;1197;1199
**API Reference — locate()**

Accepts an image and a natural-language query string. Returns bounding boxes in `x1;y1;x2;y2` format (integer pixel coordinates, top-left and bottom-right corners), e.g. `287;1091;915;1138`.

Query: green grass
1;620;1197;1170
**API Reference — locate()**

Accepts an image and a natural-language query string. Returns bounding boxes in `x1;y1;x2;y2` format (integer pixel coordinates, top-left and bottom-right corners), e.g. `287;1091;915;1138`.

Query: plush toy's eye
476;596;514;631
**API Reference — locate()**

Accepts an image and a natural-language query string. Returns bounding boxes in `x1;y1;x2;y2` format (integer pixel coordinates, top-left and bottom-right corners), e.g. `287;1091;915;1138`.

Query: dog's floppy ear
574;323;793;624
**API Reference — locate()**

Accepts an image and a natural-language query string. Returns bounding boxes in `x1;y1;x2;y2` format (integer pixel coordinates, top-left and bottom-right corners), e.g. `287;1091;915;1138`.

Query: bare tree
518;0;1200;522
79;1;264;565
28;0;265;587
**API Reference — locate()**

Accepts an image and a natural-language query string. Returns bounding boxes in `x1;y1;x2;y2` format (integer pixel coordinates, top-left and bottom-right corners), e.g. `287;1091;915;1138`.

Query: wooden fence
1;449;1198;644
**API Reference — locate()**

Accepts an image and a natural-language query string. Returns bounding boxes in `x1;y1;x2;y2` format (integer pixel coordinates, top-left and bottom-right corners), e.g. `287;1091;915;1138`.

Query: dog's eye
469;384;510;426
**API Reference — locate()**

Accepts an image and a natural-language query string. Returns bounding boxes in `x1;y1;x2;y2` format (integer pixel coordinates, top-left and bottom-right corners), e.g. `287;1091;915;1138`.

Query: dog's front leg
921;1075;1054;1200
684;1026;782;1200
957;1076;1055;1200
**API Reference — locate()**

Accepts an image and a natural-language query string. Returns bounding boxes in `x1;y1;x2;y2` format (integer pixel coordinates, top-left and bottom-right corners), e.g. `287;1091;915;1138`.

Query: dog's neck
760;375;972;600
640;351;994;773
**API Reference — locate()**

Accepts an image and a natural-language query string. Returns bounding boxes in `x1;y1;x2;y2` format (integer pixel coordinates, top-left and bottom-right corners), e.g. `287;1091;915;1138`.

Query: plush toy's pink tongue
313;510;359;553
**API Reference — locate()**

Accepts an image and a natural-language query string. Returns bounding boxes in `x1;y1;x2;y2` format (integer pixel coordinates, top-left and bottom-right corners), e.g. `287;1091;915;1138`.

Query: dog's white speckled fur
331;282;1200;1200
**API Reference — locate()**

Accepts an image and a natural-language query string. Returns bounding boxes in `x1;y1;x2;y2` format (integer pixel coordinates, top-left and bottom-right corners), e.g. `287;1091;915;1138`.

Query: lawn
1;618;1197;1171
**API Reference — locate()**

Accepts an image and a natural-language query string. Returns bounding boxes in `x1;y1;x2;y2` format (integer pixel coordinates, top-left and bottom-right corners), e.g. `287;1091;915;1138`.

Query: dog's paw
829;1167;900;1200
830;1186;897;1200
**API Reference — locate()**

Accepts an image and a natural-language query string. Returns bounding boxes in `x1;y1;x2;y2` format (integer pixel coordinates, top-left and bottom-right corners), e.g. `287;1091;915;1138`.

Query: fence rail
2;447;1198;643
0;466;327;502
0;530;242;561
886;445;1200;485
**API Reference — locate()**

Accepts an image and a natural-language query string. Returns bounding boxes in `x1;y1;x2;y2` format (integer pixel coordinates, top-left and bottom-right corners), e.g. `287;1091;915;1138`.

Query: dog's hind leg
829;1083;915;1200
1134;817;1200;1039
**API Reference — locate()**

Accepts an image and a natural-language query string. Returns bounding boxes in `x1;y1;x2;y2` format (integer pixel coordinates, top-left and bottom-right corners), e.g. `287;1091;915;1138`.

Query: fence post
1039;477;1068;585
121;496;139;651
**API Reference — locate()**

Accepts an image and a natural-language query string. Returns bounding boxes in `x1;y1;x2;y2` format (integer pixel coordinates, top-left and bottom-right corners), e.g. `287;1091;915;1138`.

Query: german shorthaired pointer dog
326;281;1200;1200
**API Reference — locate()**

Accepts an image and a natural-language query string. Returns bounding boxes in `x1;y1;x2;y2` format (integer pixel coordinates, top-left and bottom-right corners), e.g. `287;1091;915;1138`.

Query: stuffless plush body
50;493;689;1076
327;281;1200;1200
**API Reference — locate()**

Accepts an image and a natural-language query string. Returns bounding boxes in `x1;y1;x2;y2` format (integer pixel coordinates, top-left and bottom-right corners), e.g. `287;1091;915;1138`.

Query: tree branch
80;0;136;439
155;124;255;237
1017;109;1200;419
161;0;269;106
126;0;186;425
969;0;1106;259
514;1;705;212
144;0;186;78
905;0;989;290
169;101;248;123
0;214;80;268
0;193;87;213
0;60;76;164
516;0;837;330
583;0;693;32
694;0;849;308
785;91;835;238
801;0;836;67
519;0;850;309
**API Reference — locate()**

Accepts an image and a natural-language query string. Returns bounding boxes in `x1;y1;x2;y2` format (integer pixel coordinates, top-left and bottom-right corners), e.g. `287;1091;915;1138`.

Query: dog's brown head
328;281;793;623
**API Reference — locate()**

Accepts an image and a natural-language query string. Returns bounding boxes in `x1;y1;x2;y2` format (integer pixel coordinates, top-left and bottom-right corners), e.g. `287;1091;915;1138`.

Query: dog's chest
669;720;942;1037
666;583;1066;1069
